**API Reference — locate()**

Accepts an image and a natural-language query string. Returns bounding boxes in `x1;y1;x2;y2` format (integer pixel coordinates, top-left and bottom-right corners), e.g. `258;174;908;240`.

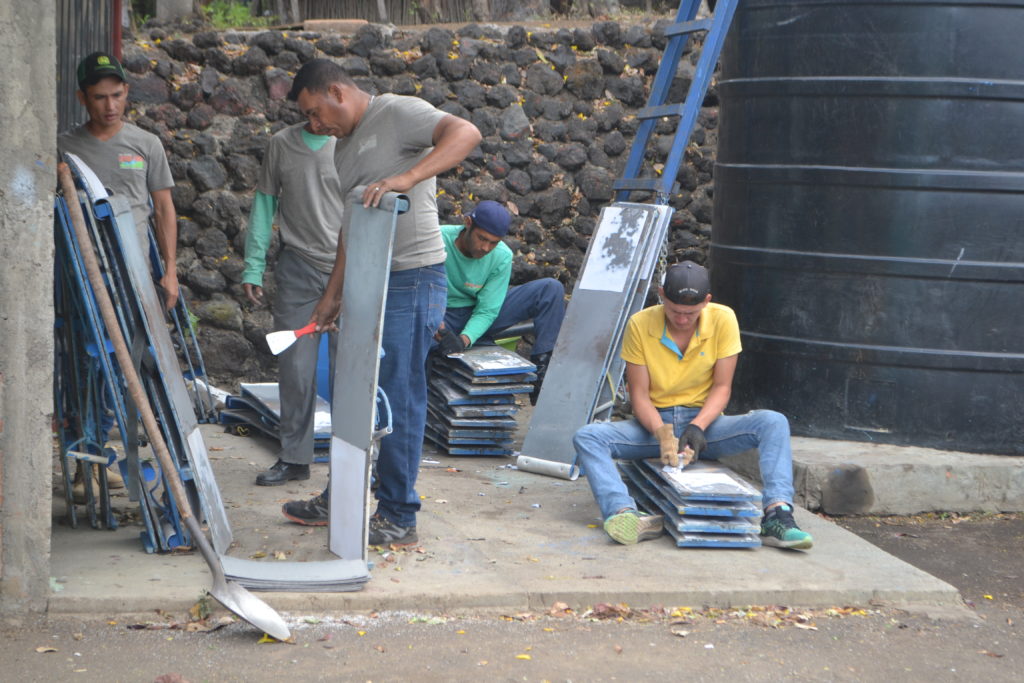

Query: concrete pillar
0;2;56;619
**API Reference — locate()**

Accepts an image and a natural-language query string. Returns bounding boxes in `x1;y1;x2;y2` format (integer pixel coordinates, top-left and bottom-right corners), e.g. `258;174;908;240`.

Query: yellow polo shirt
621;303;742;408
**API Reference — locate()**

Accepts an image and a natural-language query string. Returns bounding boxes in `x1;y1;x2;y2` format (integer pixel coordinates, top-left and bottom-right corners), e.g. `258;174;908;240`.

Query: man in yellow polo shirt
573;262;813;550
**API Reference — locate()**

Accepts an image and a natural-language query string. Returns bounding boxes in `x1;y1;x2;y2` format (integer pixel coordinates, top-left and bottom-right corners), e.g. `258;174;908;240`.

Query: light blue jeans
573;407;796;520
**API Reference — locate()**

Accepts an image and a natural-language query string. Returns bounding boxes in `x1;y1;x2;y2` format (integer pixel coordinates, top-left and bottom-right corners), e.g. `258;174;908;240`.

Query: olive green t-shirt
332;94;448;271
256;123;345;273
57;122;174;243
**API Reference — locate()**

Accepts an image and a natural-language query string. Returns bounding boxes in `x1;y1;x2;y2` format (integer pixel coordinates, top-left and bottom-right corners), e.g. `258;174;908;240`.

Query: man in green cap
58;51;178;310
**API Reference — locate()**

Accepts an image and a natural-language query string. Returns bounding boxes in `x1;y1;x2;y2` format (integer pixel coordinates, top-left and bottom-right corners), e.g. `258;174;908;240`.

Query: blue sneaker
603;510;664;545
760;504;813;550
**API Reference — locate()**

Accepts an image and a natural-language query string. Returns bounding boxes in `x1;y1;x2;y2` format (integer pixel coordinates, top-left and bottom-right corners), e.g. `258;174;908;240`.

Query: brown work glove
655;424;678;467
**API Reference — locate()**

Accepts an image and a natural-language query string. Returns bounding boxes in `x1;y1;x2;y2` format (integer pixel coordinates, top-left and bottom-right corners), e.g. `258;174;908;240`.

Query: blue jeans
375;264;447;527
444;277;565;356
573;407;796;520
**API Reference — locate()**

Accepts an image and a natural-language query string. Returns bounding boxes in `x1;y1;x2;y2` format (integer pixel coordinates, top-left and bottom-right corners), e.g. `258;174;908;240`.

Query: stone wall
120;20;718;385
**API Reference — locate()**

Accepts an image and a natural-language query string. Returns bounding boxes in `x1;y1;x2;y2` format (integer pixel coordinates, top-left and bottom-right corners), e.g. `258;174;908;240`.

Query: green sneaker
760;504;813;550
603;510;664;545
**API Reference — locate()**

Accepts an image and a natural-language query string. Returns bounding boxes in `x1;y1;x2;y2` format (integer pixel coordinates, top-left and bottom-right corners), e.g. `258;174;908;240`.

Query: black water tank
712;0;1024;454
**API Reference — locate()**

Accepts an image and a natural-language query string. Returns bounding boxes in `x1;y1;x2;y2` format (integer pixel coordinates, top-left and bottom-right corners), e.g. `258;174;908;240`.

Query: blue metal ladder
613;0;740;205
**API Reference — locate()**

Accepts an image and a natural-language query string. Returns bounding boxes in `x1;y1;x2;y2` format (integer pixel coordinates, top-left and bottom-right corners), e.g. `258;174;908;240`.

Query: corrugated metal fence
57;0;116;133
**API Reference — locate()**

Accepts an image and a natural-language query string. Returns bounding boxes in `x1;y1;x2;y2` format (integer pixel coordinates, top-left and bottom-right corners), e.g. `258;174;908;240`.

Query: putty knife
266;322;318;355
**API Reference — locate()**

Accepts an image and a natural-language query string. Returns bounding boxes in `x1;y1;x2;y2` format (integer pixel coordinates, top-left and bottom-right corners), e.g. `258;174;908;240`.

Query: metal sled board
446;346;536;376
327;190;406;562
519;203;673;473
432;377;516;404
639;459;763;504
444;375;532;396
426;393;517;418
622;463;759;534
623;461;760;517
92;167;233;555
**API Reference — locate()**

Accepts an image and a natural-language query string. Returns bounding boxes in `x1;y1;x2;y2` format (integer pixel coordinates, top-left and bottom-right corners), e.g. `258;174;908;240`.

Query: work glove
437;326;466;356
655;424;679;468
680;423;707;461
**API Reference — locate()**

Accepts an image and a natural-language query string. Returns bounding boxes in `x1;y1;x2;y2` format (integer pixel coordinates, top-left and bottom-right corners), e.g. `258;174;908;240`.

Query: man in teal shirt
436;201;565;403
243;121;345;487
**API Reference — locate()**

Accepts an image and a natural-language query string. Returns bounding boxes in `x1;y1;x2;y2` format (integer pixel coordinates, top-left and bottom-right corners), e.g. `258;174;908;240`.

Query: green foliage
202;1;274;29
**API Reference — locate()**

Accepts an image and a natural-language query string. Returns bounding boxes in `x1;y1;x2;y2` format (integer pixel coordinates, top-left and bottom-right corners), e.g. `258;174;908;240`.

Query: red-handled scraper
266;322;318;355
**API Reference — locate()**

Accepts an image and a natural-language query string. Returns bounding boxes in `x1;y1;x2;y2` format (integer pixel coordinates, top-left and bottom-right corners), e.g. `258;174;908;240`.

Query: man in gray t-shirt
57;52;178;310
280;59;482;546
242;122;346;486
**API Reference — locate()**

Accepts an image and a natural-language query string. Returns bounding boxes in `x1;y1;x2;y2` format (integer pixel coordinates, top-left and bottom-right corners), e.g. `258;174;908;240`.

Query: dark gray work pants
273;248;338;466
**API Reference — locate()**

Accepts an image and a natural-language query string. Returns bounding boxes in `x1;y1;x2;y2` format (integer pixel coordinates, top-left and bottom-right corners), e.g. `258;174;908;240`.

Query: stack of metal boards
220;382;332;452
426;347;536;456
620;460;763;548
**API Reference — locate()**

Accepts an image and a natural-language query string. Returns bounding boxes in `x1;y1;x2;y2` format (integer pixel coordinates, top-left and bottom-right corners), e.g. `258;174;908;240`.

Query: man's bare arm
151;187;178;310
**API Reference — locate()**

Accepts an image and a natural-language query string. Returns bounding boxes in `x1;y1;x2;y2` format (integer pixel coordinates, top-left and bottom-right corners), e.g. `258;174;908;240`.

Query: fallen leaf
542;627;554;632
72;633;84;641
456;630;466;635
979;650;1005;658
374;644;386;653
983;594;994;600
614;645;623;654
250;551;267;559
274;551;287;560
548;601;571;617
477;660;488;666
670;625;690;637
794;623;818;631
357;631;366;636
35;646;58;654
515;654;532;660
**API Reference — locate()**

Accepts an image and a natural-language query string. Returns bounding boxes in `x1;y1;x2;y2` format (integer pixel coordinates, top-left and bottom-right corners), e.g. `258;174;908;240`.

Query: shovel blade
266;330;297;355
210;581;291;641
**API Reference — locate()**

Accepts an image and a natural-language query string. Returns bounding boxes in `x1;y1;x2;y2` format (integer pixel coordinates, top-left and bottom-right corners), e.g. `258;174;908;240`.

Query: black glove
437;327;466;356
680;423;707;459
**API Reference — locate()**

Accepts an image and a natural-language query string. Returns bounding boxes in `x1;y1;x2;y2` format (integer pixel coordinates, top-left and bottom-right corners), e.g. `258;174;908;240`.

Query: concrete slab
48;422;962;619
722;438;1024;516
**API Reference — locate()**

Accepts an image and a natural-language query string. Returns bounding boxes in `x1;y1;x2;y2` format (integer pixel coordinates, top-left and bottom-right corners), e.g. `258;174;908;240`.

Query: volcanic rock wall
118;20;718;383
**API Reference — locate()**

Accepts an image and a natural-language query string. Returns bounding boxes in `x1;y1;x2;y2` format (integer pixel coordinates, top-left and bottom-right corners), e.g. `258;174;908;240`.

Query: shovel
266;322;318;355
58;164;291;641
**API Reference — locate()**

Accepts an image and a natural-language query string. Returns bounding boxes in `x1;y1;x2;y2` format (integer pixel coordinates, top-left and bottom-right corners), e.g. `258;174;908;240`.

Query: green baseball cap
77;51;127;89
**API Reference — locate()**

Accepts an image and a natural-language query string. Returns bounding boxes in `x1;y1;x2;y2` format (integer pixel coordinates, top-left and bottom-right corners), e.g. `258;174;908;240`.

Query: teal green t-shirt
441;224;513;345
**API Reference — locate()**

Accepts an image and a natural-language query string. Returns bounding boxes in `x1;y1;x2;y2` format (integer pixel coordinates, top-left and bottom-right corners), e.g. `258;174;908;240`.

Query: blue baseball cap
469;200;511;238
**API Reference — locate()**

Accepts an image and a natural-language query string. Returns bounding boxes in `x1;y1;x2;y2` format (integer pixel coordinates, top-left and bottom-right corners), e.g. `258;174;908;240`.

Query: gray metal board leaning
329;189;407;561
100;183;233;555
519;203;673;475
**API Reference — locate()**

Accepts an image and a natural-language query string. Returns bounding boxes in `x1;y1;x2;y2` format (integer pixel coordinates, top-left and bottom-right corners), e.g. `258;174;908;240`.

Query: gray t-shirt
258;123;345;273
57;122;174;243
333;93;448;271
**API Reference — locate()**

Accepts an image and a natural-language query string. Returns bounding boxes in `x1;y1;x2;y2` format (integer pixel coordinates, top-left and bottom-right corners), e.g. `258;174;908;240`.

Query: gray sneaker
603;510;664;545
368;514;418;547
